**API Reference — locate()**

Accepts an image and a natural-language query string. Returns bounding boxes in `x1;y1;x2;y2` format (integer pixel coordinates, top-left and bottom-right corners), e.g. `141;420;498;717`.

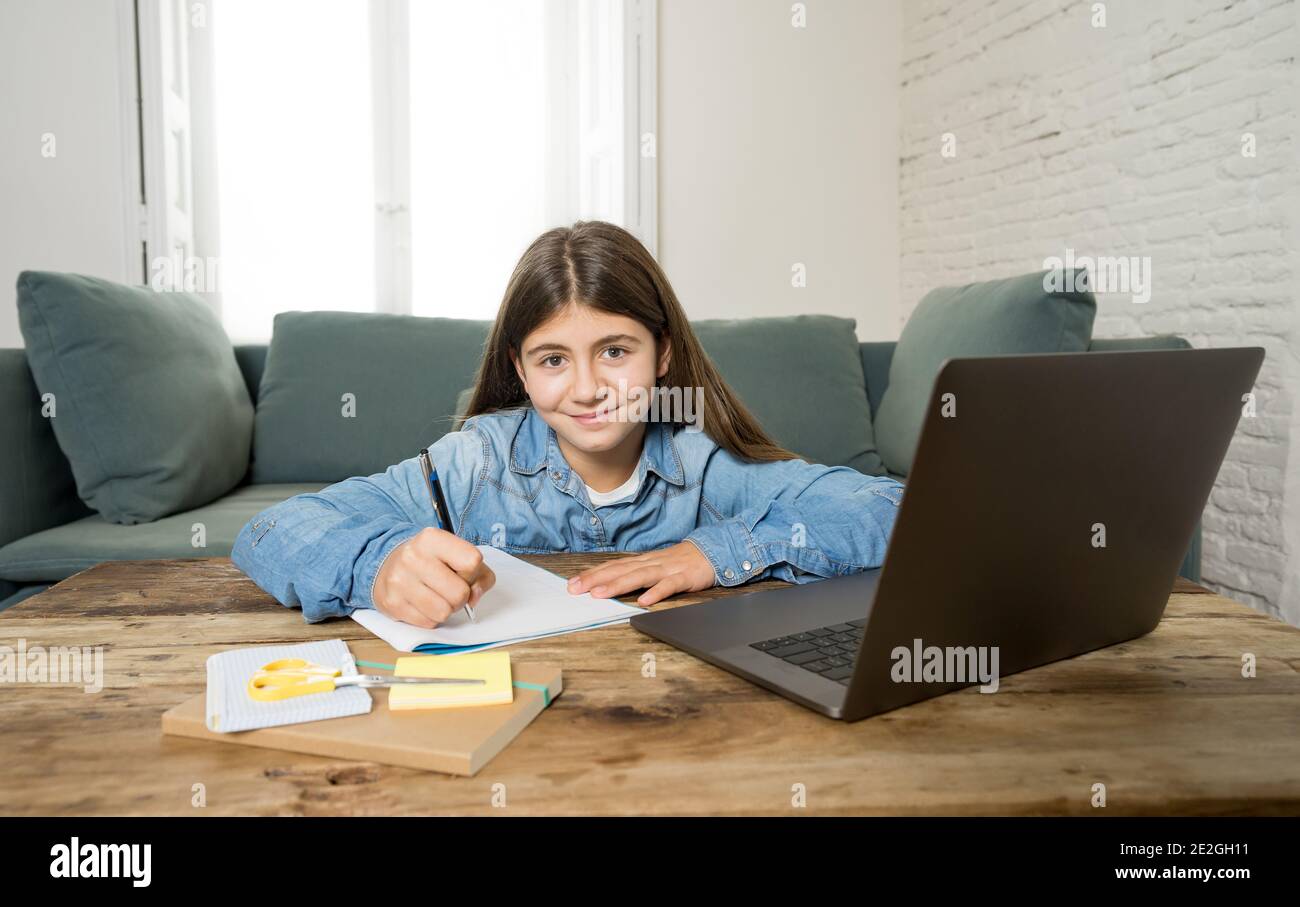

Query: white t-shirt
583;469;641;508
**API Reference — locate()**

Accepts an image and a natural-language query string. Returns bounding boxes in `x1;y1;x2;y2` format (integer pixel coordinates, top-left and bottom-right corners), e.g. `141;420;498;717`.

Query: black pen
418;448;476;622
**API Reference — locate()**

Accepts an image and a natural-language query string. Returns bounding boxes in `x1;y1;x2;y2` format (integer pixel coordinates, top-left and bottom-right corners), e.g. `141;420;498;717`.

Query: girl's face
511;302;670;458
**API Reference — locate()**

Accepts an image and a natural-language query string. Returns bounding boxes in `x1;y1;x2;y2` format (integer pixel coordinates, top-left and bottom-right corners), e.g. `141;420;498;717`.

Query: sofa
0;271;1201;612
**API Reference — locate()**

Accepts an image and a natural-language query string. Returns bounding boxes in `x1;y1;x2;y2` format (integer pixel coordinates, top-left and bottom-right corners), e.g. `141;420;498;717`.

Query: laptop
630;347;1265;721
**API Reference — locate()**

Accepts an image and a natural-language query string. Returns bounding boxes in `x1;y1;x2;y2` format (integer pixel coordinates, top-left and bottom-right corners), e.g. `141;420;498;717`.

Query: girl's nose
570;361;602;402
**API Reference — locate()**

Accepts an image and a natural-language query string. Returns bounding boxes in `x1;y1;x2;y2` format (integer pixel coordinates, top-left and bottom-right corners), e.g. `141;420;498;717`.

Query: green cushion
875;270;1096;475
691;316;882;472
16;271;254;525
0;483;328;582
252;312;490;482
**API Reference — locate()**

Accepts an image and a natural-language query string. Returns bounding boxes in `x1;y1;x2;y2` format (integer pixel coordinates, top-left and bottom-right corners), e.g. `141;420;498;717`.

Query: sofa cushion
0;483;328;583
875;270;1096;475
16;271;254;524
691;316;882;472
252;312;490;483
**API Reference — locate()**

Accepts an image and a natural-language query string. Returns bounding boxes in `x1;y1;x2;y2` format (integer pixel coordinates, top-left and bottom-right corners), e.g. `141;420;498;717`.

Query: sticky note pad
388;652;514;711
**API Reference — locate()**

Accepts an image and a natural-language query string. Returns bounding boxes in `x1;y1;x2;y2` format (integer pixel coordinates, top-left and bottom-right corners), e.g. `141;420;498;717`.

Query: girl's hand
373;527;496;628
567;541;716;605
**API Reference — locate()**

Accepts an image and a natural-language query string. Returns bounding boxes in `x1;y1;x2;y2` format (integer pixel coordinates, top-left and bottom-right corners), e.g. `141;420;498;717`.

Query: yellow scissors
247;658;485;702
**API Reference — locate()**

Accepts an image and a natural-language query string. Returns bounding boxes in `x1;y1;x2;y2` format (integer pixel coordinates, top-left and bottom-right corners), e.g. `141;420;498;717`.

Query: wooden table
1;557;1297;816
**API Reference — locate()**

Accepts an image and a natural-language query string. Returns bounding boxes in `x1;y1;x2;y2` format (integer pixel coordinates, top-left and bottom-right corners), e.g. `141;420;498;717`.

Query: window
407;0;551;321
210;1;377;342
135;0;656;342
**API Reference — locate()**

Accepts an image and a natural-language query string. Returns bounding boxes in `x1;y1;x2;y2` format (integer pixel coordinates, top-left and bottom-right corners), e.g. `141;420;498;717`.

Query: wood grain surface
0;556;1297;816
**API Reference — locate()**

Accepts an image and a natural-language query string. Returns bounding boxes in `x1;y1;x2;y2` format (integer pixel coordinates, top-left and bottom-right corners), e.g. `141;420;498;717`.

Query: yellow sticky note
388;652;514;711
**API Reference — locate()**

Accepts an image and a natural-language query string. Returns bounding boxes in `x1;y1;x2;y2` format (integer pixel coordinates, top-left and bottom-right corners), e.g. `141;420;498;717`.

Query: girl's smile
569;407;616;427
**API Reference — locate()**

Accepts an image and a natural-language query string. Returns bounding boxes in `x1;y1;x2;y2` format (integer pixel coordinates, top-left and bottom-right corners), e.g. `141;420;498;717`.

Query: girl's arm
684;446;905;588
230;426;484;622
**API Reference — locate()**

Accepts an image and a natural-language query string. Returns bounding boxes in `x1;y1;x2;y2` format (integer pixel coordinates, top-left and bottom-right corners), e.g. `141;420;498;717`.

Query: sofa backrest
0;332;1194;550
234;336;1194;429
0;348;95;551
858;335;1192;422
235;342;896;423
240;313;885;482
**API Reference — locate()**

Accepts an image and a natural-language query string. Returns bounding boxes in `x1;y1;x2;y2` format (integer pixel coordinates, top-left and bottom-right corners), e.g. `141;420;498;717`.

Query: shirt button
551;470;561;480
742;560;752;571
589;516;597;525
723;568;735;580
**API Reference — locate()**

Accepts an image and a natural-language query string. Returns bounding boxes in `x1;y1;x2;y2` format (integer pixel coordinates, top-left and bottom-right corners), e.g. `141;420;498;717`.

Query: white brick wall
899;0;1299;624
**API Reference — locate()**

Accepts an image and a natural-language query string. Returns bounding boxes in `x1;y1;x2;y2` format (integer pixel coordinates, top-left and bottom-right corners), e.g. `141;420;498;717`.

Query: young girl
232;221;904;627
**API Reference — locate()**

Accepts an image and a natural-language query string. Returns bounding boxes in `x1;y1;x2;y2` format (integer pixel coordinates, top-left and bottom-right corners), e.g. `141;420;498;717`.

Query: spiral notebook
351;544;643;654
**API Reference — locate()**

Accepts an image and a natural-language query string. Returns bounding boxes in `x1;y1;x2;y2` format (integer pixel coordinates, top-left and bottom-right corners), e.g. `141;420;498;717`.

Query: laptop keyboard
749;619;867;685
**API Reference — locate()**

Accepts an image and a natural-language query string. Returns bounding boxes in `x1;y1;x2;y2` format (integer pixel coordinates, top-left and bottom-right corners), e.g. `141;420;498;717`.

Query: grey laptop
630;347;1265;721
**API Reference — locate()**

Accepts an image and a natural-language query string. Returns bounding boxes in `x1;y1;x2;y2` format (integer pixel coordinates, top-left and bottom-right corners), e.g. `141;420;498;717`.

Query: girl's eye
540;347;626;368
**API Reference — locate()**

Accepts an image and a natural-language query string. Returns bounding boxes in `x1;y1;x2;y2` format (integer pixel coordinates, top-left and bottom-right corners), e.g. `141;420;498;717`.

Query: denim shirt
231;404;905;623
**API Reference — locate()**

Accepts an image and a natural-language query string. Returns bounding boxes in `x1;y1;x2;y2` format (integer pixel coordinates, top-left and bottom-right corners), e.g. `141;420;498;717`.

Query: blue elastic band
354;660;551;706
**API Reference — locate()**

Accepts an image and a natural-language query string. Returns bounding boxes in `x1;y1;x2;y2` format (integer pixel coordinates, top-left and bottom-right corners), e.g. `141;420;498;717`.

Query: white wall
0;0;904;348
0;0;136;349
898;0;1300;625
657;0;902;340
1280;31;1300;627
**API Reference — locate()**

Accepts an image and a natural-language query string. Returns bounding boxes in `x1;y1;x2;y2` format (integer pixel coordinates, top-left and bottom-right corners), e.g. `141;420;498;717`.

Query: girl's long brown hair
458;220;799;463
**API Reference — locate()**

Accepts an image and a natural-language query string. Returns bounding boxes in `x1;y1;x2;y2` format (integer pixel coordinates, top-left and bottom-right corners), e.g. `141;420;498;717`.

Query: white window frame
369;0;412;315
624;0;657;257
114;0;145;285
125;0;656;326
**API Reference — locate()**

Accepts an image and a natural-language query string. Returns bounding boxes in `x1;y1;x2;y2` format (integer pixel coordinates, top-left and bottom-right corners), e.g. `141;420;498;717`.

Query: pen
418;448;476;622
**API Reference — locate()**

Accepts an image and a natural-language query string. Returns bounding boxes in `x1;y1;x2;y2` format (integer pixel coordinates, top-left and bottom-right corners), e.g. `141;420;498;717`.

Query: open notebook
352;545;644;654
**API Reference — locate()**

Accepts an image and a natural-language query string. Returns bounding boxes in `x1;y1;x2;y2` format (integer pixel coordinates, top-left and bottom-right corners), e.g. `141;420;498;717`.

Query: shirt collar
509;404;686;487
